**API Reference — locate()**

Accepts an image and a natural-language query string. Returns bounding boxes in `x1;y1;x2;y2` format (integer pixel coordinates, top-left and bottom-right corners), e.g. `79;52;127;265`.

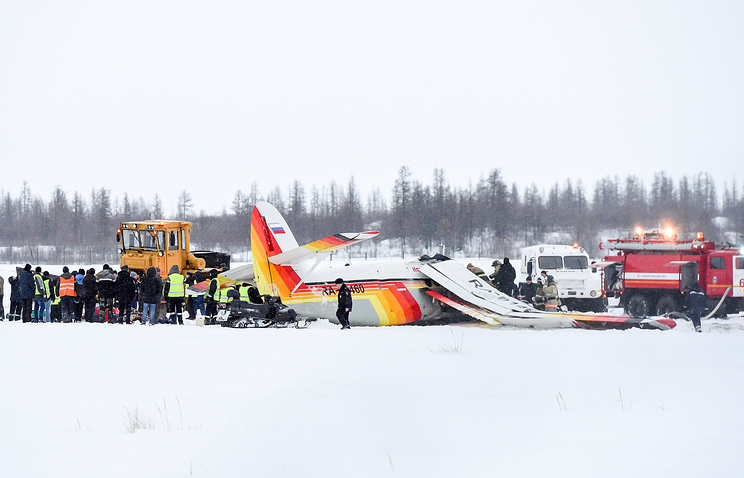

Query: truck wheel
625;294;651;317
590;297;608;313
655;295;680;316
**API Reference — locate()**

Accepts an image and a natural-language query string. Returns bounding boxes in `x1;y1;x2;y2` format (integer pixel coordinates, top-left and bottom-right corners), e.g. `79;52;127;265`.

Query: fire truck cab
600;229;744;317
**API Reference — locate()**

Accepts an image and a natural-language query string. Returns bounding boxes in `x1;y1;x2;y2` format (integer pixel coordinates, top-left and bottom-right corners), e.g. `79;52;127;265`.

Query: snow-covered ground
1;264;743;477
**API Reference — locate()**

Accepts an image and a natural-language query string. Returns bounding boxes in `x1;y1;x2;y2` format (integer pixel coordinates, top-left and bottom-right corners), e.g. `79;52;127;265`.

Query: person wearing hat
532;278;544;310
518;276;537;304
204;269;220;325
19;264;36;322
116;264;137;324
491;257;517;296
466;263;489;283
335;278;352;329
542;275;560;311
58;266;77;323
8;274;23;321
488;260;502;285
97;264;117;322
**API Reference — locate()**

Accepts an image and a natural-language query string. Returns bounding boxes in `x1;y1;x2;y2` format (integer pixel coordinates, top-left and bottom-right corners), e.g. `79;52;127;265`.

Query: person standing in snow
204;269;220;325
115;265;137;324
542;275;560;311
140;266;161;326
518;276;537;304
0;274;4;320
684;282;706;333
163;265;186;325
42;271;54;323
8;275;23;321
191;269;207;318
73;268;85;322
32;266;48;323
335;277;352;329
492;257;517;296
82;267;98;322
19;264;35;323
58;266;77;323
96;264;117;323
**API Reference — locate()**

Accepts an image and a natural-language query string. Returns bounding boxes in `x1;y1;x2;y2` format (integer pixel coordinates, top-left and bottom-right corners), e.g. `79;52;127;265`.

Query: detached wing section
421;260;675;330
268;231;379;265
420;260;535;316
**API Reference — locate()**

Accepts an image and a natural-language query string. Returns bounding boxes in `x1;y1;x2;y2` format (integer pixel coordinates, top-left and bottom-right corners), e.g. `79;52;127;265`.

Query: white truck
520;244;606;312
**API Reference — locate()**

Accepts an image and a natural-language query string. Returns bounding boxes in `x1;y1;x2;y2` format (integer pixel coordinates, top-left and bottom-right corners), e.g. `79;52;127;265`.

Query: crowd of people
1;263;232;325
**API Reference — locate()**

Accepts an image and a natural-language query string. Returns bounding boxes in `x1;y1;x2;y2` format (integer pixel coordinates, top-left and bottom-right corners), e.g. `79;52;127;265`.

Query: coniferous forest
1;167;742;264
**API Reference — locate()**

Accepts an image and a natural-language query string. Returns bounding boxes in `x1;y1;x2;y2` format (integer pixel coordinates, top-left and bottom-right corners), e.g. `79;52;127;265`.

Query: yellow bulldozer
117;220;230;278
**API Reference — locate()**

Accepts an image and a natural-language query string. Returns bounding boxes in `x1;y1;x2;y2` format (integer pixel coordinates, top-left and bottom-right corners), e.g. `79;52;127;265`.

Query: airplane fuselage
263;259;451;326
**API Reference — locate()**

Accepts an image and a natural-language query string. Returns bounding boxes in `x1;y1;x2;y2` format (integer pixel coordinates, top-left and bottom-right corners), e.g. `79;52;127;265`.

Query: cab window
735;257;744;269
123;230;141;248
169;231;179;250
538;256;562;269
564;256;588;269
710;256;725;270
142;231;159;249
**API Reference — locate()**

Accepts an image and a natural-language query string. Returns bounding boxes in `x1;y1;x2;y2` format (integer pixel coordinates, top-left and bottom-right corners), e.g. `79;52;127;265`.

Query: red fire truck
598;229;744;317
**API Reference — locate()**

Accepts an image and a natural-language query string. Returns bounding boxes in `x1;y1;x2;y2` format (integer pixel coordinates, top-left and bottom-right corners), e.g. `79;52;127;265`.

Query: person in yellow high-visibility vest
163;265;186;325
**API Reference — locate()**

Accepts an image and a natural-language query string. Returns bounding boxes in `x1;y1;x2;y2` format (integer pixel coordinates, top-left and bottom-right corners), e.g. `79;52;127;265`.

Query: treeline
1;169;742;263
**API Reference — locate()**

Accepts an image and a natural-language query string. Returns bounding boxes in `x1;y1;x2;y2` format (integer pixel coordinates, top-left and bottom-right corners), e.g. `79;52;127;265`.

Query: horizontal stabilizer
269;231;379;265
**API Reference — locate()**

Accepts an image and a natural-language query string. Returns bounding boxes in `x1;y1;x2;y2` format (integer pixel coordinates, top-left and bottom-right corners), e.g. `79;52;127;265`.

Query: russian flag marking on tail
270;224;286;234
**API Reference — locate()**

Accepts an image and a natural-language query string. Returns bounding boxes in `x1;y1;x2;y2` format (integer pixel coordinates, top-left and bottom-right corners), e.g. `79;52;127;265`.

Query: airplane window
538;256;562;269
564;256;588;269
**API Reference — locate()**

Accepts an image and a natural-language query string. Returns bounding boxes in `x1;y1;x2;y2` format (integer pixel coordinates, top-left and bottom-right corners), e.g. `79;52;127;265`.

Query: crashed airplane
244;201;675;331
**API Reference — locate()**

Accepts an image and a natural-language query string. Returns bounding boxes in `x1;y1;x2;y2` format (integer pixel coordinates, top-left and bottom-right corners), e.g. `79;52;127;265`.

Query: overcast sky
2;1;743;216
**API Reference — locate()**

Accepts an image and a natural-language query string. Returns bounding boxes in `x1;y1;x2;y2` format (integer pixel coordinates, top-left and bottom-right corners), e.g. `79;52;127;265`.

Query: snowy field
1;264;744;477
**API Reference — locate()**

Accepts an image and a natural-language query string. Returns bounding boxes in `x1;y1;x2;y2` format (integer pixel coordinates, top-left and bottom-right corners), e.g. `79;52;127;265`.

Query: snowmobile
217;293;315;329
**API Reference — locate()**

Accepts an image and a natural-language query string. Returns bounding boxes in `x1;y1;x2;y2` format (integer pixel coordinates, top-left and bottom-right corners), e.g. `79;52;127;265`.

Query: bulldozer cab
118;220;202;278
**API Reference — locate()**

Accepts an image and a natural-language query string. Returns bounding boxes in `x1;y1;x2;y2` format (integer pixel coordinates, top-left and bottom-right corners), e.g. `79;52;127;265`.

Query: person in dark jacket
204;269;220;325
492;257;517;296
0;275;4;320
82;268;98;322
97;264;117;323
335;277;352;329
684;282;706;333
73;268;85;322
518;276;537;304
140;266;162;326
115;265;137;324
19;264;35;322
8;275;22;321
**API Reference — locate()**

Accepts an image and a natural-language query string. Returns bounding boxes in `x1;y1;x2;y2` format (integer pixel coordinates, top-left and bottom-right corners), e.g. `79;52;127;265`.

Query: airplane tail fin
251;201;304;297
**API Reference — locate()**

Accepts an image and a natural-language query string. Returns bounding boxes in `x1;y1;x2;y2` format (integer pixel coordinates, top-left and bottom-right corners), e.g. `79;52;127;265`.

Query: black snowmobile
218;288;314;329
